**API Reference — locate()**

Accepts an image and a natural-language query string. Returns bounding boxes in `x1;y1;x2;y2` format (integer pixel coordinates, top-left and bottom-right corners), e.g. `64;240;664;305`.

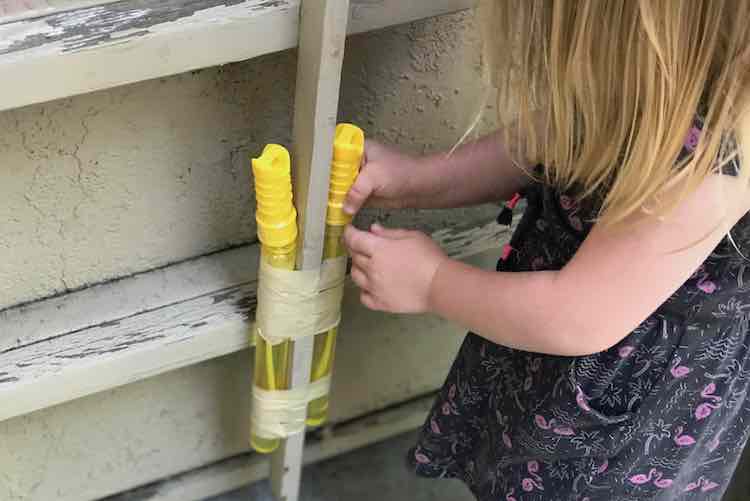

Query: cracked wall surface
0;11;496;309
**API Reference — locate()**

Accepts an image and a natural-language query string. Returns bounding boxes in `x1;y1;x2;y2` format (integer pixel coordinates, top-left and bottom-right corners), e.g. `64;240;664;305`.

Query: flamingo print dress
410;119;750;500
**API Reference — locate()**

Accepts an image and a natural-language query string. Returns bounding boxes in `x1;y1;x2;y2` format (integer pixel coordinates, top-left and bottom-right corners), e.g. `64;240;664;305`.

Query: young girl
342;1;750;499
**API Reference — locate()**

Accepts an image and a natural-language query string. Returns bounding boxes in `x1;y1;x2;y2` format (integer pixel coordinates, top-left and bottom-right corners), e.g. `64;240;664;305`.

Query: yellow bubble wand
307;124;364;426
250;144;297;454
249;124;363;451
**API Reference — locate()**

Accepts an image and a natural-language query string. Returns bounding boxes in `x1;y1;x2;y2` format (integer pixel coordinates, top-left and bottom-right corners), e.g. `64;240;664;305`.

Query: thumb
370;223;414;240
344;170;376;215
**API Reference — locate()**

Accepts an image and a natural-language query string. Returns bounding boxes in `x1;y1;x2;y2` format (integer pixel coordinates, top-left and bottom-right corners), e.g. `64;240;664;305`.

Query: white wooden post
269;1;350;500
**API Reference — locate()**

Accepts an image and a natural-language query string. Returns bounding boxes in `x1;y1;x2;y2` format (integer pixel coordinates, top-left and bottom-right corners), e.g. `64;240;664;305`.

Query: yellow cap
252;144;298;248
326;124;364;226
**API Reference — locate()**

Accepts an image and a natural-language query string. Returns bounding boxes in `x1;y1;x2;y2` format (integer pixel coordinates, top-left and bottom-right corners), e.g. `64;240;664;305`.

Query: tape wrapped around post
255;256;347;346
251;255;347;438
251;376;332;439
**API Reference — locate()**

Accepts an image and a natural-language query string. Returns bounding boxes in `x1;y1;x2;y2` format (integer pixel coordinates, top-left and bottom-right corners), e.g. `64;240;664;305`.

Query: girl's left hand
344;223;447;314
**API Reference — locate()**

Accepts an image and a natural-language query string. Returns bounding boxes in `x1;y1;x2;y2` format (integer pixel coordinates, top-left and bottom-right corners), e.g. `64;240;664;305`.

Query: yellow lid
252;144;298;248
327;124;364;226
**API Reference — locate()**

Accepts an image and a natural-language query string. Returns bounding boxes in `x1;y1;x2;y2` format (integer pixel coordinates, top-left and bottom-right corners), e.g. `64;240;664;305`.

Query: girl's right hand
344;140;421;215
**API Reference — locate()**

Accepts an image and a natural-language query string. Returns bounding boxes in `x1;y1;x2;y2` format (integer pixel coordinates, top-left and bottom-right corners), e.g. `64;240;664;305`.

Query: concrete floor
209;431;750;501
208;432;471;501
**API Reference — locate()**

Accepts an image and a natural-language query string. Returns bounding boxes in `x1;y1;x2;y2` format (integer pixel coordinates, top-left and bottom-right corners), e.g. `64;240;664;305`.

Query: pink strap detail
501;244;514;261
507;193;522;209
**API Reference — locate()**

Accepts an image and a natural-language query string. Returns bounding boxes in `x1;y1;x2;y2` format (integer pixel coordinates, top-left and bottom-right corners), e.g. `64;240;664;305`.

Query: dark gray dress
410;119;750;500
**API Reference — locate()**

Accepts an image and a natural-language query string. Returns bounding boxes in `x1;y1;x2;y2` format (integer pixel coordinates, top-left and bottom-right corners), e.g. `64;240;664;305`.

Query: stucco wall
0;10;496;310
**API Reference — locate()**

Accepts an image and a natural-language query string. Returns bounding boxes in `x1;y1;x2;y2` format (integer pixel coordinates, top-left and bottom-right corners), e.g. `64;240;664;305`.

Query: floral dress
410;121;750;500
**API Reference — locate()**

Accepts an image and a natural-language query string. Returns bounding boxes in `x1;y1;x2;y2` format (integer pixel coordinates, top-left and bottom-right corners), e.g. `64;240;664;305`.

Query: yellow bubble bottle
306;124;364;426
250;144;298;454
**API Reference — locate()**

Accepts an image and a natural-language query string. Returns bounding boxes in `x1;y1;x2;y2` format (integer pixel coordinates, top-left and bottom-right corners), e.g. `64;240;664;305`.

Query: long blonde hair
482;0;750;224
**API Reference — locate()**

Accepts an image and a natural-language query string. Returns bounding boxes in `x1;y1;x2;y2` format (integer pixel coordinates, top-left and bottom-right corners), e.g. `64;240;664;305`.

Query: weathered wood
0;246;497;501
0;0;473;112
269;1;350;499
0;245;257;353
0;0;122;23
0;217;514;424
104;394;435;501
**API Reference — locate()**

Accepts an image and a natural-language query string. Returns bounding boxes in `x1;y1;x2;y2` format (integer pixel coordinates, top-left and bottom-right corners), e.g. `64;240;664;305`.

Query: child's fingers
344;225;379;257
350;266;369;290
370;223;413;240
360;291;381;311
344;171;375;215
351;254;371;271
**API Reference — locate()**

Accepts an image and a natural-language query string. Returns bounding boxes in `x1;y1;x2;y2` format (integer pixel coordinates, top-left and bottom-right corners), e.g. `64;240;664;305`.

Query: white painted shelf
0;0;474;112
0;218;512;423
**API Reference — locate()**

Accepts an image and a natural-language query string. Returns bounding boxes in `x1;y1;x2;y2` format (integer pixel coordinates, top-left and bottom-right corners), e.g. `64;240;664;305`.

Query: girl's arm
407;130;532;208
344;129;531;214
431;172;750;355
345;171;750;356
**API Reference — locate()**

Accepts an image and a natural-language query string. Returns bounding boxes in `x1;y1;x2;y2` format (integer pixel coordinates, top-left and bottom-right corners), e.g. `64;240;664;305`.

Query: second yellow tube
307;124;365;426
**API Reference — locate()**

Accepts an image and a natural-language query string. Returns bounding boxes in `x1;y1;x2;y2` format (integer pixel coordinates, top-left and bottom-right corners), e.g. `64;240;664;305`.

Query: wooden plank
0;218;513;424
0;0;122;23
104;394;435;501
0;0;473;113
0;247;496;501
269;1;350;499
0;245;257;353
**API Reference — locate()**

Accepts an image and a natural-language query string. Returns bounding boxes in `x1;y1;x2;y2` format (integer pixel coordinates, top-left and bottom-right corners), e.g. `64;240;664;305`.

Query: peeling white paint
0;19;56;51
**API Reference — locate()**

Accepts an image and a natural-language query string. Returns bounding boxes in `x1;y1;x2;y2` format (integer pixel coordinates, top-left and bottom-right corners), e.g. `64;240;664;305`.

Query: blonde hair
482;0;750;224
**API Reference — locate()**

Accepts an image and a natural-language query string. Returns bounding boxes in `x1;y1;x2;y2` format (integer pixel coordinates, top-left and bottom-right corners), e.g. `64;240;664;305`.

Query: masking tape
255;256;347;346
251;376;332;439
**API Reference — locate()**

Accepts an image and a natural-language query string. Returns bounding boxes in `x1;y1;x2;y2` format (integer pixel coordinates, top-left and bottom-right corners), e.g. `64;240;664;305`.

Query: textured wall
0;11;495;309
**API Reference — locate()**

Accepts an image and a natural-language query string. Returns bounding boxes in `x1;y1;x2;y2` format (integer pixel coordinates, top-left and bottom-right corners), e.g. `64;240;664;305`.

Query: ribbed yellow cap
252;144;298;248
327;124;364;226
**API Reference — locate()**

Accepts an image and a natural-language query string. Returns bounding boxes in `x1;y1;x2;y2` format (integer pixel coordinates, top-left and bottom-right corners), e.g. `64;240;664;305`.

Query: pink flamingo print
618;345;635;358
522;477;543;492
521;461;544;492
430;418;441;434
701;480;720;492
695;270;717;293
502;432;513;449
684;126;701;151
702;383;721;401
673;426;696;446
629;469;673;489
670;357;691;378
576;386;592;412
534;414;575;436
597;460;609;474
698;277;717;293
569;215;583;232
414;451;430;464
684;477;720;492
534;415;548;428
558;195;584;230
695;383;722;420
695;402;720;420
